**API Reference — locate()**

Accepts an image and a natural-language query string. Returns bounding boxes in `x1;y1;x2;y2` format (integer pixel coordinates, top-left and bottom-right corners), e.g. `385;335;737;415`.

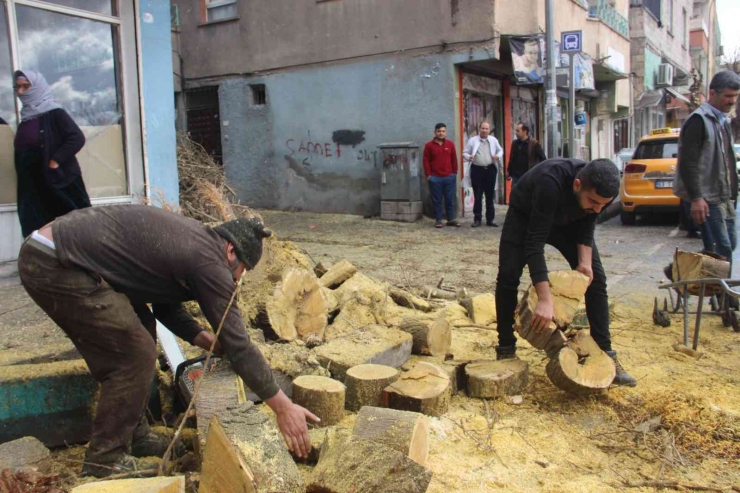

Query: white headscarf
14;70;63;121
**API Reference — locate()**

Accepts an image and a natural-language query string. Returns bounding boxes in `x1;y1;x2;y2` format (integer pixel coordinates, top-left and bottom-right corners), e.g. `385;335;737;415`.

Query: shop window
206;0;237;22
15;5;127;198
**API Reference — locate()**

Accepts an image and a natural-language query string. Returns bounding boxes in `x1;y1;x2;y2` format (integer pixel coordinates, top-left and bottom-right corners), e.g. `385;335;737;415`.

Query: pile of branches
176;133;236;223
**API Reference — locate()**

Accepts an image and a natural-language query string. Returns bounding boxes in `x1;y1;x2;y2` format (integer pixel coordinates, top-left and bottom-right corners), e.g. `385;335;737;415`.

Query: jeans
700;200;737;266
494;208;613;351
428;174;457;222
471;164;497;223
511;175;522;188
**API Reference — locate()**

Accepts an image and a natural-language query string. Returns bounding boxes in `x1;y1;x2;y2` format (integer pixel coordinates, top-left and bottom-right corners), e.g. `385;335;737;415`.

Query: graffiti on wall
284;130;377;167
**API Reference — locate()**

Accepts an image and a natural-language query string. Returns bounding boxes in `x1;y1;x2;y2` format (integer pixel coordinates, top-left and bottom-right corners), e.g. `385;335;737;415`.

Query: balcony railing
589;0;629;38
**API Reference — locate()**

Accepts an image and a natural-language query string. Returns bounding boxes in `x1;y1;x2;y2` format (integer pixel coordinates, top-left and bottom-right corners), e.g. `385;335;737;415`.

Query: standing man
674;71;740;263
494;158;636;387
18;205;319;477
423;123;460;228
463;121;504;227
507;122;547;188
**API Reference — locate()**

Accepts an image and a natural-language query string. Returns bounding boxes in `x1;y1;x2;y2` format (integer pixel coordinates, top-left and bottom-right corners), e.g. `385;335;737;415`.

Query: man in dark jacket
494;158;636;387
673;70;740;262
18;206;319;477
506;122;547;187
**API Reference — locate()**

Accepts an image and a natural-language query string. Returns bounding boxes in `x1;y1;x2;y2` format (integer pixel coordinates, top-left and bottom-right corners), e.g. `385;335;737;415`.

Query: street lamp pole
545;0;558;158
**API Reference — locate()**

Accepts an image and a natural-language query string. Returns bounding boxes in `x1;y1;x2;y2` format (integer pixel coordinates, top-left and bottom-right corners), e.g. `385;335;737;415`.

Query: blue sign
575;112;588;126
561;30;582;53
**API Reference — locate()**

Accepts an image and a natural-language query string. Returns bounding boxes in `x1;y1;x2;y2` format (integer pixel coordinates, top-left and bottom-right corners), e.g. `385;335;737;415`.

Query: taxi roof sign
650;128;672;135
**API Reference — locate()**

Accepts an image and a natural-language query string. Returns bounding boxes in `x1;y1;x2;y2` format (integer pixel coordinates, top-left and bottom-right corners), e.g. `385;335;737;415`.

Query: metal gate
186;87;222;164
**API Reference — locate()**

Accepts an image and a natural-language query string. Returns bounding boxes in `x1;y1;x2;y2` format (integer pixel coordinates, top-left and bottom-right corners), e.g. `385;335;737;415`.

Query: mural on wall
511;36;545;85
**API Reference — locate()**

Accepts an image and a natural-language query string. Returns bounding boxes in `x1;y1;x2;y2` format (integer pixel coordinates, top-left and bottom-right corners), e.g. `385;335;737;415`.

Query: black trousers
494;208;612;351
471;164;497;223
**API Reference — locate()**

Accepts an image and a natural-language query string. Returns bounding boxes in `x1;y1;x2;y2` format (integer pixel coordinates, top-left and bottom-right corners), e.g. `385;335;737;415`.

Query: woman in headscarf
14;70;90;237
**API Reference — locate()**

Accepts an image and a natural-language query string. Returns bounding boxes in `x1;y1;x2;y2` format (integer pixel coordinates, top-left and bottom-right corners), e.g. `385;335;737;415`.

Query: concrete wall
139;0;179;205
178;0;495;80
217;53;461;216
629;0;692;76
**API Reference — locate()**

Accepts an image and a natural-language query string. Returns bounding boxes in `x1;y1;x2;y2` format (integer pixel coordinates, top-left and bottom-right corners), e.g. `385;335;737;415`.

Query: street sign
561;30;582;53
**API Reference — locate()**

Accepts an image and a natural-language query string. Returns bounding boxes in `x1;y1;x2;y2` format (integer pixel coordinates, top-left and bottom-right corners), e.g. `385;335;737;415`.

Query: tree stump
314;261;333;278
345;364;400;411
389;288;433;312
353;406;429;466
257;267;328;342
545;330;615;394
515;270;589;355
200;405;303;493
398;318;451;357
307;431;433;493
460;293;497;326
465;359;529;398
292;375;346;426
672;249;731;295
382;362;451;417
320;260;358;288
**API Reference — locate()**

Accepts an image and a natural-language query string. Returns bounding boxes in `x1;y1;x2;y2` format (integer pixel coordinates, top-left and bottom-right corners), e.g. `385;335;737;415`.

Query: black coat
17;108;86;189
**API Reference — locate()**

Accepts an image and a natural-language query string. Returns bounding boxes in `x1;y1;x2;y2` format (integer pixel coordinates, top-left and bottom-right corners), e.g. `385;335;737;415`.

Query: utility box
378;142;422;222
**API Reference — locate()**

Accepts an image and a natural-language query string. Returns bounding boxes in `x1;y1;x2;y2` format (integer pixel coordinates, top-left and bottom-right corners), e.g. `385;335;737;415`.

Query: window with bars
206;0;237;22
251;84;266;106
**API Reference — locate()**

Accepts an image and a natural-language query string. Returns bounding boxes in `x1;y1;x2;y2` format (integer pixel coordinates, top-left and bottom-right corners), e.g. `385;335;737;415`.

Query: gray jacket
673;102;736;203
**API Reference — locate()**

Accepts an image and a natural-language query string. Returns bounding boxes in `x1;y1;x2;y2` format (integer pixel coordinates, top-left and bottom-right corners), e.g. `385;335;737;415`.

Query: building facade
0;0;179;263
628;0;692;140
176;0;631;216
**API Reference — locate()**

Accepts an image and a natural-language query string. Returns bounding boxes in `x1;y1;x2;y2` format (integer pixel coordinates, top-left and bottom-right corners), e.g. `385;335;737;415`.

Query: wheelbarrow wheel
721;309;732;328
731;310;740;333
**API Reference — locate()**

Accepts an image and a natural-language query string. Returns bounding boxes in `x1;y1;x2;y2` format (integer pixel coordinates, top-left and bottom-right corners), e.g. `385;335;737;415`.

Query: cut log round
672;249;731;294
352;406;429;466
200;405;303;493
307;431;432;493
382;362;451;417
292;375;346;426
460;293;497;326
465;359;529;398
320;259;358;288
545;330;616;394
344;364;400;411
399;318;451;357
257;267;328;342
515;270;589;354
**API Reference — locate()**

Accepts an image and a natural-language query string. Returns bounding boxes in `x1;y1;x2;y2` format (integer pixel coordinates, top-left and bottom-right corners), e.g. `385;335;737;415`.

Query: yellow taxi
620;127;680;225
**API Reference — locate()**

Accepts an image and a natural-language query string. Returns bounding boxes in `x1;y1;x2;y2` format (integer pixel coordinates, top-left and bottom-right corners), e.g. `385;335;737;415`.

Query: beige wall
629;0;692;74
179;0;496;79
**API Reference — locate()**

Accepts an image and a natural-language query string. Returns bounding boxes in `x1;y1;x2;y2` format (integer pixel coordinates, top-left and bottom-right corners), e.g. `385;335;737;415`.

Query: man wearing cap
18;205;319;477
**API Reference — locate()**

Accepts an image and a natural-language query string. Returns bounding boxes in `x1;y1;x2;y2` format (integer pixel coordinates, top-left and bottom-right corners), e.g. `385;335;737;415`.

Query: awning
665;87;691;104
635;89;664;109
593;61;629;82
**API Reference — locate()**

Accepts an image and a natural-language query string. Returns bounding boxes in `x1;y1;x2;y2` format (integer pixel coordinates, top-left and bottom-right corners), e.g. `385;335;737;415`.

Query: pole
545;0;557;158
568;52;576;159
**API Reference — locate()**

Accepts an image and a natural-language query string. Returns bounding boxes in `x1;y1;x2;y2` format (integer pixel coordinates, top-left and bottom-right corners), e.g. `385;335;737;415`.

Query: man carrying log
18;205;319;477
494;158;637;386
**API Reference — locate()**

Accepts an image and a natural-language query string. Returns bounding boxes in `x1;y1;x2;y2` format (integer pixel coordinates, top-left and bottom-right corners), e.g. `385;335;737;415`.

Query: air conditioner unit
657;63;674;88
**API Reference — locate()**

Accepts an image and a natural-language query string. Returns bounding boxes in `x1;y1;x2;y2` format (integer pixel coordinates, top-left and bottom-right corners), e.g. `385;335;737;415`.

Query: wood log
320;260;358;288
515;270;589;355
249;342;330;401
314;261;333;278
672;249;731;294
382;362;451;417
401;357;468;394
420;286;457;301
307;431;432;493
389;288;433;312
200;405;303;493
345;364;400;411
353;406;429;466
324;297;378;340
460;293;497;326
257;267;328;342
545;330;615;394
398;318;451;357
320;287;340;314
71;476;185;493
465;359;529;398
292;375;346;427
195;359;248;440
334;272;387;306
313;324;413;381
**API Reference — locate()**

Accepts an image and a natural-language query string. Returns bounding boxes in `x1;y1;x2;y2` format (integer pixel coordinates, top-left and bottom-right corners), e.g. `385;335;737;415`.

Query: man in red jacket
423;123;460;228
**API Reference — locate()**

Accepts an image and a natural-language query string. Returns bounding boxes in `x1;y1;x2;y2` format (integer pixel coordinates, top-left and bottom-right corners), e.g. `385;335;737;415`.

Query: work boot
495;345;517;360
606;350;637;387
81;454;157;478
131;431;184;458
486;221;499;227
471;221;482;228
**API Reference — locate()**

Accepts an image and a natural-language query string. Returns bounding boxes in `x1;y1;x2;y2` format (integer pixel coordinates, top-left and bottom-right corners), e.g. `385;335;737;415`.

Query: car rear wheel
620;210;636;225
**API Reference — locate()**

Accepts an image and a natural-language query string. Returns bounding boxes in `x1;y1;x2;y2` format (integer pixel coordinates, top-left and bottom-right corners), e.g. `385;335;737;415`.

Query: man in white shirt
463;122;504;227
